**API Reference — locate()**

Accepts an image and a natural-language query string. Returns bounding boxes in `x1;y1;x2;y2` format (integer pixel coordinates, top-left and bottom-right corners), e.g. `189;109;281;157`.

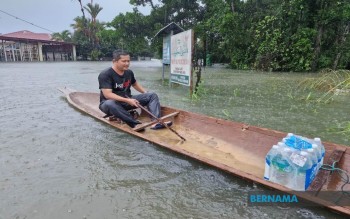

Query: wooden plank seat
133;112;179;131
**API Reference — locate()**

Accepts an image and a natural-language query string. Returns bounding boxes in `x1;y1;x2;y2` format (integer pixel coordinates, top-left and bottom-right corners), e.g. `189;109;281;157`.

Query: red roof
0;30;73;45
1;30;52;41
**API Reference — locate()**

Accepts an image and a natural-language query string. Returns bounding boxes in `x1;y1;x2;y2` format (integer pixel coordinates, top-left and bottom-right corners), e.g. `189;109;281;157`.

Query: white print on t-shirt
115;80;131;89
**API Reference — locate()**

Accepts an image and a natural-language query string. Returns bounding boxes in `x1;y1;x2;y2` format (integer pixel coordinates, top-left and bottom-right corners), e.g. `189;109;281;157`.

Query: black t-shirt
98;67;136;102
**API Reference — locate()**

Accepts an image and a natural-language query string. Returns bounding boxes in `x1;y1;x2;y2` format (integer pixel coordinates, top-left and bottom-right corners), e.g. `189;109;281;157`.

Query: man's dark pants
99;92;161;128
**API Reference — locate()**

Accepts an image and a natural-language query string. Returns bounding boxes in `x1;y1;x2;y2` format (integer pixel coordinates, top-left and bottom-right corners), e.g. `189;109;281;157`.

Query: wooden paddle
127;97;186;141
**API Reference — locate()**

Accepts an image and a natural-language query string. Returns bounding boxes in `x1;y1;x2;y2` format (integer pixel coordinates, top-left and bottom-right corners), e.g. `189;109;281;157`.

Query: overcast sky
0;0;151;34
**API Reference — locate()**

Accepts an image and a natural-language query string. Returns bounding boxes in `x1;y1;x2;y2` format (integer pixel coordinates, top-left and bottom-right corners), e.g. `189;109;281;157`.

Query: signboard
170;29;193;86
162;35;171;64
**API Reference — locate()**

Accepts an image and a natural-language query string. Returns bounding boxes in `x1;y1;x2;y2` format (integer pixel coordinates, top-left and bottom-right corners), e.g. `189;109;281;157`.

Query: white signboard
170;29;193;86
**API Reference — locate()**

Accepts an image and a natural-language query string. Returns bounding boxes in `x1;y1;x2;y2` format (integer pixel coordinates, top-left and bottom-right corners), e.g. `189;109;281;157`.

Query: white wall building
0;30;76;62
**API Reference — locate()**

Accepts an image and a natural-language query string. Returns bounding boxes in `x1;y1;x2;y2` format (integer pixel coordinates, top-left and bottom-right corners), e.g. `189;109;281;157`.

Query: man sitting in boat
98;50;172;130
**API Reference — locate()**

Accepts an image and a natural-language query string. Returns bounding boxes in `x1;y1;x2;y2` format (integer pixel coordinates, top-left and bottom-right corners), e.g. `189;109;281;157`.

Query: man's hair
113;50;129;61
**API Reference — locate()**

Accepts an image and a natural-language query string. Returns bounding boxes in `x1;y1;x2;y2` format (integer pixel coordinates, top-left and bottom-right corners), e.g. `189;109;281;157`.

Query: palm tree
83;3;103;48
71;16;91;36
51;30;72;42
84;3;103;26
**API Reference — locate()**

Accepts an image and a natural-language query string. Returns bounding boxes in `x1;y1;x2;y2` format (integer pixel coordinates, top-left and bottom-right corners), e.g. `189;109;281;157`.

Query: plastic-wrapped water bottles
264;145;280;180
270;148;294;188
291;151;314;191
264;133;326;191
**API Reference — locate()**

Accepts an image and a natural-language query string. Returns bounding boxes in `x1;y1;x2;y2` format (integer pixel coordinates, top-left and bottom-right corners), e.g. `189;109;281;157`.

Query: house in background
0;30;76;62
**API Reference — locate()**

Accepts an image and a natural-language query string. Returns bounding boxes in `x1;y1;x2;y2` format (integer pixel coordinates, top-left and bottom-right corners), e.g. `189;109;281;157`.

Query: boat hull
59;88;350;216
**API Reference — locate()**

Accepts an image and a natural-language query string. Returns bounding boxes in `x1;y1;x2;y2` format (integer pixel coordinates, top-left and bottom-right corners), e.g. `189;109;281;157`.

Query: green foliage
191;80;207;101
67;0;350;70
72;31;91;59
96;29;118;58
252;15;283;71
285;28;315;72
71;2;104;59
51;30;72;42
109;10;152;56
327;121;350;135
298;69;350;103
90;49;101;61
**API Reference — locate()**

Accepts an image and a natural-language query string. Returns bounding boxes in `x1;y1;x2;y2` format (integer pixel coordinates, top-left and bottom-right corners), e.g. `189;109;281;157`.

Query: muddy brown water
0;61;347;218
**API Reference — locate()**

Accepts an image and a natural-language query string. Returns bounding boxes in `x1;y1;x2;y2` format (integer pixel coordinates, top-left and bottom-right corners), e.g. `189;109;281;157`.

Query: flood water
0;61;348;218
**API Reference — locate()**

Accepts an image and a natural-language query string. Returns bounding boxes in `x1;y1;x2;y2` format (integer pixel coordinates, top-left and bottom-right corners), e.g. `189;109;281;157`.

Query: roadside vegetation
51;0;350;72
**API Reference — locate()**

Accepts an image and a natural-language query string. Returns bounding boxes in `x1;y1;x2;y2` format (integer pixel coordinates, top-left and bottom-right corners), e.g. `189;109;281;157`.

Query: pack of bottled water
264;133;325;191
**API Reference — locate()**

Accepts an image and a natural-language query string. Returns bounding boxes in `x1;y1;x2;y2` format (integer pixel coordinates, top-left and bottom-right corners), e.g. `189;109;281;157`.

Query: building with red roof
0;30;76;62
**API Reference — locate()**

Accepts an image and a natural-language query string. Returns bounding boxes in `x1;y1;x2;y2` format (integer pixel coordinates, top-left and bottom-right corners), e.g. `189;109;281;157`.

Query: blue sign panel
162;35;171;64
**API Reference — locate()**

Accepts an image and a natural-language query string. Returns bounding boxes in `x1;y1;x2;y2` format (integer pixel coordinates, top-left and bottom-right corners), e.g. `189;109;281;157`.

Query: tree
84;3;104;49
68;0;349;70
109;9;152;56
84;3;103;25
97;29;118;58
51;30;72;42
71;16;89;33
329;1;350;69
129;0;157;10
71;1;104;60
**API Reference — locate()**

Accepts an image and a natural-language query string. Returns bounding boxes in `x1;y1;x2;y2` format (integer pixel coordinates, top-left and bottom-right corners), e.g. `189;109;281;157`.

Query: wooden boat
59;87;350;216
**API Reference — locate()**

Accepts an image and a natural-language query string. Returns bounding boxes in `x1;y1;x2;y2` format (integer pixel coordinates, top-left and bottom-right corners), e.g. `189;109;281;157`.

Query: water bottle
264;145;280;180
307;148;320;181
292;151;313;191
277;141;287;149
311;143;322;171
306;148;318;174
301;137;313;150
270;147;294;188
298;136;312;150
284;133;297;149
314;137;325;165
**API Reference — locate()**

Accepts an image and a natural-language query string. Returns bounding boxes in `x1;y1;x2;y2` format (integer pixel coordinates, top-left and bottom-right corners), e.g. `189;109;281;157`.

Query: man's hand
127;98;139;107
